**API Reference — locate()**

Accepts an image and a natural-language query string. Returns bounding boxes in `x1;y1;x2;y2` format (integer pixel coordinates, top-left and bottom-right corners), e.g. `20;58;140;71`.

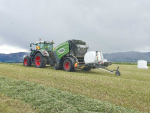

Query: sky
0;0;150;54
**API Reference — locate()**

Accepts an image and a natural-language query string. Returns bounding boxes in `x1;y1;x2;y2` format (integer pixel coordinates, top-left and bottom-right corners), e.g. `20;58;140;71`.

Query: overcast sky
0;0;150;54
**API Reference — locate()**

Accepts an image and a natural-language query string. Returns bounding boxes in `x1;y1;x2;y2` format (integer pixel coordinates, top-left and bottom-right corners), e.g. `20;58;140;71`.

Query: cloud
0;0;150;53
0;44;29;54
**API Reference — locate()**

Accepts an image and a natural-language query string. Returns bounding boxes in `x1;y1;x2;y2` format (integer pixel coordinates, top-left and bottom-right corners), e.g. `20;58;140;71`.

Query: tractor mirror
30;44;32;47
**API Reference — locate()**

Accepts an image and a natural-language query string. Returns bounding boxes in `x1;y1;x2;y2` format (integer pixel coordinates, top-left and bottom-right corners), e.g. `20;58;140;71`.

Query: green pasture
0;63;149;112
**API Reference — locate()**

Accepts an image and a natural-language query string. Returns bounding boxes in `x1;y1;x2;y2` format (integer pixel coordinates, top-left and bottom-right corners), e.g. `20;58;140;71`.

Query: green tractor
23;40;55;68
23;39;120;75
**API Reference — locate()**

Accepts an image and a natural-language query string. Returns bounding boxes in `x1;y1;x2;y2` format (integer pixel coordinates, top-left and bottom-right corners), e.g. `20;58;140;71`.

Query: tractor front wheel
34;53;47;68
63;59;74;72
23;56;31;66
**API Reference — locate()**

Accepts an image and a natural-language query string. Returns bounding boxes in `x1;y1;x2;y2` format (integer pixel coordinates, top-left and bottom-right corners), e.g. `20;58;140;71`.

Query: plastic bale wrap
137;60;148;69
103;59;107;63
84;51;103;64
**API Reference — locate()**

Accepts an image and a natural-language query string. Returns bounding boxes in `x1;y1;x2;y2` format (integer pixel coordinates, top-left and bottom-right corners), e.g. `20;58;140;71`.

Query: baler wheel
63;59;74;72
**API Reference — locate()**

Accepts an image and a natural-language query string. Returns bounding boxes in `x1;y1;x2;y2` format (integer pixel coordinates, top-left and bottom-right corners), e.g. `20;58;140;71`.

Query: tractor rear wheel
63;59;74;72
34;53;47;68
23;56;31;66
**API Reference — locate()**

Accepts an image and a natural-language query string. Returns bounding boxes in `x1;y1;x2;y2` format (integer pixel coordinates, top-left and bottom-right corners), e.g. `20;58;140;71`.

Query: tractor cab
30;41;54;52
35;41;53;51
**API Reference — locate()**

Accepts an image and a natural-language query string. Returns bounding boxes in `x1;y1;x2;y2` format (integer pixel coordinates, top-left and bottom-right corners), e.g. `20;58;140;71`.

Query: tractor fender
64;57;76;67
36;50;49;57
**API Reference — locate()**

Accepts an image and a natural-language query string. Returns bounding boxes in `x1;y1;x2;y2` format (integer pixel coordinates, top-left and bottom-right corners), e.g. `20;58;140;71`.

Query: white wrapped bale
103;59;107;62
137;60;148;69
84;51;103;64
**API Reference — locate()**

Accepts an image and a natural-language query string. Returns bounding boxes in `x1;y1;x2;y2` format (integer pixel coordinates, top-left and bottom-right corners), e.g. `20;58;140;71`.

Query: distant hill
103;51;150;63
0;52;29;63
0;51;150;63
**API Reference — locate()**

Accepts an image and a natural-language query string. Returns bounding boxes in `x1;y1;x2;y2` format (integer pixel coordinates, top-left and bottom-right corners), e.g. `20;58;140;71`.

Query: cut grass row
0;93;36;113
0;75;136;113
0;63;149;112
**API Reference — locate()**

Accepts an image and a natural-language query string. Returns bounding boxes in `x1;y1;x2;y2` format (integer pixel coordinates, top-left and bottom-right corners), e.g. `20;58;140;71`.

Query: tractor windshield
36;43;53;51
44;43;53;51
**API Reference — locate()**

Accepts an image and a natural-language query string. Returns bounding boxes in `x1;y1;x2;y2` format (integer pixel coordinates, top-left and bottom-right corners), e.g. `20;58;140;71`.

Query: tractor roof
36;41;53;44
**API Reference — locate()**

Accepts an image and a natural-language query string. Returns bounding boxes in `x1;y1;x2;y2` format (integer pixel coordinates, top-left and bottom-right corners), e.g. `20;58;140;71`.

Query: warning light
36;46;40;49
74;63;78;68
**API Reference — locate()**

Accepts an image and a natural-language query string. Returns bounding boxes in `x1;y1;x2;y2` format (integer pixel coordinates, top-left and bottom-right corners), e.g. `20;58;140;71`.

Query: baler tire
34;53;47;68
63;59;74;72
23;56;31;66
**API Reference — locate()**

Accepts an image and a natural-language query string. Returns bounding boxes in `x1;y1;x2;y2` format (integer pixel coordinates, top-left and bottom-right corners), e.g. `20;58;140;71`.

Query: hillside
0;52;29;62
104;51;150;63
0;51;150;63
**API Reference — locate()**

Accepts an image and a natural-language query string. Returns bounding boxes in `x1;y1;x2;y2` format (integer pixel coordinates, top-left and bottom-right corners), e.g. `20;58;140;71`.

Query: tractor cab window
39;43;43;49
36;43;40;50
44;43;53;51
36;43;52;51
36;43;44;50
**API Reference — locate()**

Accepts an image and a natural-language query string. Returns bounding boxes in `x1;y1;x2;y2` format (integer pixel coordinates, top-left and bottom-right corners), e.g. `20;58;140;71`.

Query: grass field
0;63;149;112
113;62;150;66
0;93;36;113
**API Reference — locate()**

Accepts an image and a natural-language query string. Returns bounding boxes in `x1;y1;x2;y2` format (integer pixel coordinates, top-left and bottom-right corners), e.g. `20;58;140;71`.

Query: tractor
23;39;55;68
23;39;120;75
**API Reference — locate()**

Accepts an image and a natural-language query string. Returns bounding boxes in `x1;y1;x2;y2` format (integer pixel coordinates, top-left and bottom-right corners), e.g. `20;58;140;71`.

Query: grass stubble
0;75;137;113
0;93;36;113
0;63;149;112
